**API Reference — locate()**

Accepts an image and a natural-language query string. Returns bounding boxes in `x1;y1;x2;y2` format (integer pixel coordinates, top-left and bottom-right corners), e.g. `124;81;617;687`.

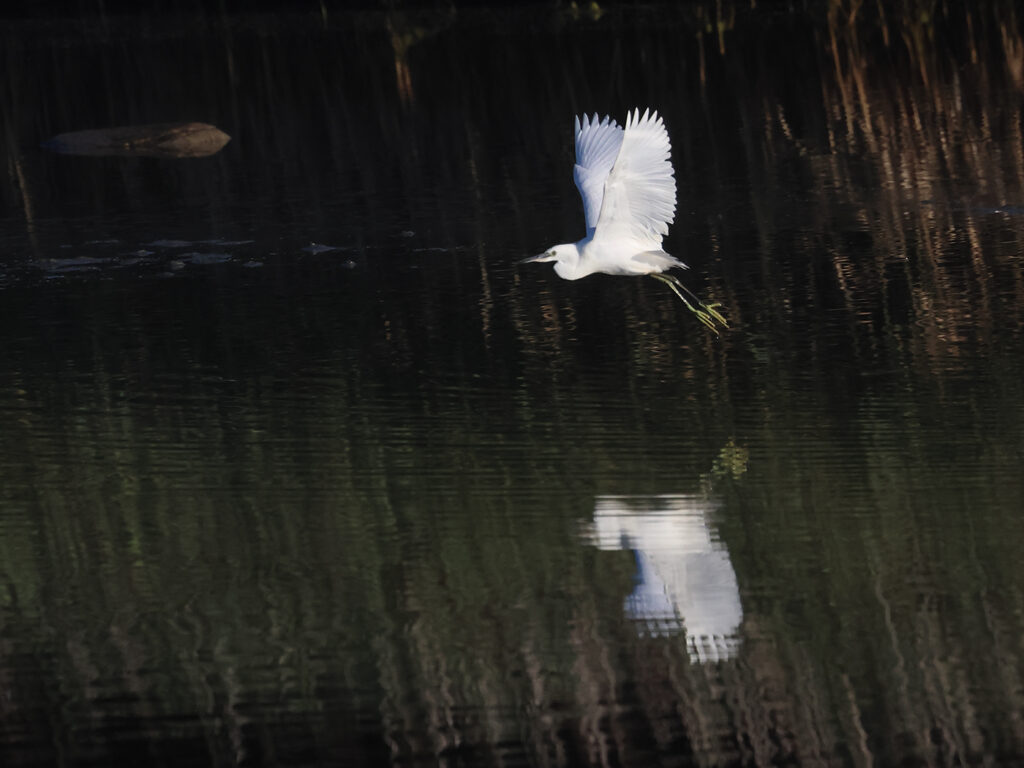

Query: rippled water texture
1;2;1023;766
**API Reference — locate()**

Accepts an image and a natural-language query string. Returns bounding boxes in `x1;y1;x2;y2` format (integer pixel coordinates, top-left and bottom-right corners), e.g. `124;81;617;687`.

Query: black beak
518;253;548;265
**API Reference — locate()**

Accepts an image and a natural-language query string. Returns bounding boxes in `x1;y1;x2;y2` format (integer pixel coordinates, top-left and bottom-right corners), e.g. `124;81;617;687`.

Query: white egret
520;108;726;332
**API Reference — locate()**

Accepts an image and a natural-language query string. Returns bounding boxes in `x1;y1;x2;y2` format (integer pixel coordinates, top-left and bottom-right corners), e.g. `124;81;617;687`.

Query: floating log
43;122;231;158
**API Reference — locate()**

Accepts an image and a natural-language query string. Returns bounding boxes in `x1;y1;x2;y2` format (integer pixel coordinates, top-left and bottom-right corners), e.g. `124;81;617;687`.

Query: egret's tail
633;250;688;272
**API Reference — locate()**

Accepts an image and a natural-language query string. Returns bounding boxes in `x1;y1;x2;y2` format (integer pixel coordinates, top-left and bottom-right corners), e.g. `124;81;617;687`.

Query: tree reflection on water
0;1;1023;766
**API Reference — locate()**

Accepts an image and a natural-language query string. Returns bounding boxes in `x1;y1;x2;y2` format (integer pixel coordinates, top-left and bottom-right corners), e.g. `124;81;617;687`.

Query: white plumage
572;112;625;238
576;108;676;248
521;108;727;332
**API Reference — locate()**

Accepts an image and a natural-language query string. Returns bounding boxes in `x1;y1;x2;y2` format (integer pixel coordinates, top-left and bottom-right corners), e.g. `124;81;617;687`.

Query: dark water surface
2;3;1024;766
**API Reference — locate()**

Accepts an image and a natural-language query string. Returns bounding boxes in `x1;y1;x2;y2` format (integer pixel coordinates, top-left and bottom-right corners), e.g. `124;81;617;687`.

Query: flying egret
520;108;726;332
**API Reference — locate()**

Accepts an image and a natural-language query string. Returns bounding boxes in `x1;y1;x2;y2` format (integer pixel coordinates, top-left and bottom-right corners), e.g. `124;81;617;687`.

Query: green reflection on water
0;0;1023;765
1;266;1021;765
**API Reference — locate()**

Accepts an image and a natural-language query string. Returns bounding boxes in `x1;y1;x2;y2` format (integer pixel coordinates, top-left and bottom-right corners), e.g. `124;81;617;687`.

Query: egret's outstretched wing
573;113;624;238
594;108;676;247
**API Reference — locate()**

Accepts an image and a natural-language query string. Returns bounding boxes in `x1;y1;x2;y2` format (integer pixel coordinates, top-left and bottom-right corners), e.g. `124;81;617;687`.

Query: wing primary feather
573;111;626;236
590;106;677;245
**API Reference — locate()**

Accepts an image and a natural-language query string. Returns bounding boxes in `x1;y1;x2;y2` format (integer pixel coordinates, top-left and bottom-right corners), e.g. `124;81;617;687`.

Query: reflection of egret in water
583;495;742;663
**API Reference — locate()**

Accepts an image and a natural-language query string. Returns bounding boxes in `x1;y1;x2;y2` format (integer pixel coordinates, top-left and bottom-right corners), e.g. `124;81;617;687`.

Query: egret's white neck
552;242;585;280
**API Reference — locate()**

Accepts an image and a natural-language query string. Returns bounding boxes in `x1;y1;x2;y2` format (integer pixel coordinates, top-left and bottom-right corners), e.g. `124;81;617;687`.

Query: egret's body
545;238;685;281
521;108;725;331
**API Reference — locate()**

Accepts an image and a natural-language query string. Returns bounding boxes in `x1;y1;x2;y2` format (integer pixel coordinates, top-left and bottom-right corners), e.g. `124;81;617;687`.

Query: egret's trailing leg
649;273;728;334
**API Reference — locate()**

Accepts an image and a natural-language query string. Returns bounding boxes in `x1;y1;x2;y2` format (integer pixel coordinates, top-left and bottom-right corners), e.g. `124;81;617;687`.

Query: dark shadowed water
2;2;1024;766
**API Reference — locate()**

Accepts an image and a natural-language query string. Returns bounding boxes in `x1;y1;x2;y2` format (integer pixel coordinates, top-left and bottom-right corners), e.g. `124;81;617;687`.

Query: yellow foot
650;274;729;334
